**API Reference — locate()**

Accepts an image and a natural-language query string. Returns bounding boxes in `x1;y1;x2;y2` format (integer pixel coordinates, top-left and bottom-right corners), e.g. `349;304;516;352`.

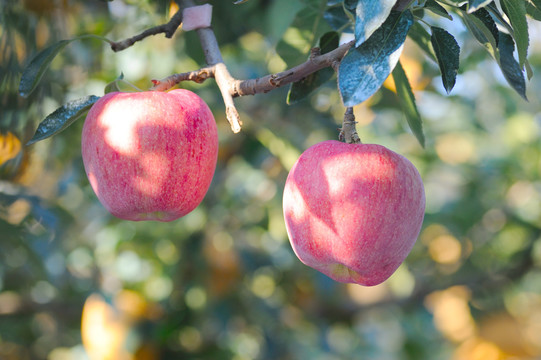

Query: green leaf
526;0;541;21
486;3;514;34
354;0;397;47
19;35;112;98
265;0;305;43
430;26;460;94
424;0;453;20
324;6;354;32
276;0;332;67
338;10;413;106
525;59;534;80
459;7;499;60
18;39;71;98
287;32;339;104
408;22;437;62
104;73;125;94
392;61;425;147
500;0;529;68
26;95;100;145
498;33;527;100
467;0;492;13
530;0;541;9
344;0;357;14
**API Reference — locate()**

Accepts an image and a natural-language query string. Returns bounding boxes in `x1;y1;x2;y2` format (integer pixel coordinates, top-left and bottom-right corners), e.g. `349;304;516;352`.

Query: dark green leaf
324;6;354;32
19;35;112;98
338;10;413;106
424;0;453;20
407;22;437;62
104;73;125;94
27;95;100;145
459;8;499;59
344;0;356;14
501;0;529;67
392;61;425;147
354;0;397;46
470;7;499;45
467;0;492;13
486;3;514;34
430;26;460;93
498;33;527;100
19;40;71;97
287;32;339;104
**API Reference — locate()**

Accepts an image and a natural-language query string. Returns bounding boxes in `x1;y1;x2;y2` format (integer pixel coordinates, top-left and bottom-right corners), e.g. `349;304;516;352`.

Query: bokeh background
1;0;541;359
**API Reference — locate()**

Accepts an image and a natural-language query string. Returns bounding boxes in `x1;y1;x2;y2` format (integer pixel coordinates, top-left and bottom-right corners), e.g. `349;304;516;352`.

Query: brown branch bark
231;41;353;97
340;107;361;144
152;41;353;95
110;10;183;52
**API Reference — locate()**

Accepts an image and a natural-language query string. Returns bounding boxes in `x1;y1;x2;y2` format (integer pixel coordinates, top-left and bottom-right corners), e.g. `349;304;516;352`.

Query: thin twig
233;41;353;97
151;66;215;91
110;10;183;52
150;40;354;97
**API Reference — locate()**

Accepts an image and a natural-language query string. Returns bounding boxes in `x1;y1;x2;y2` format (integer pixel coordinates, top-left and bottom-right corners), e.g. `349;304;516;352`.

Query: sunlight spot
251;273;276;299
347;282;390;305
185;287;207;309
155;239;180;264
429;235;462;265
179;327;202;352
425;286;475;342
213;231;234;252
435;133;476;165
144;276;173;302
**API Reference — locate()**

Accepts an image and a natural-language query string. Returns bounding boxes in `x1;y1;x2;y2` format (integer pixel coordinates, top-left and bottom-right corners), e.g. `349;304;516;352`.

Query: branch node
310;47;321;59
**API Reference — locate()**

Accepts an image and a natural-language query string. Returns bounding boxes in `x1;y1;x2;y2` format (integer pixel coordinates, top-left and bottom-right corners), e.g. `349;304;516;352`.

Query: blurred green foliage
1;0;541;359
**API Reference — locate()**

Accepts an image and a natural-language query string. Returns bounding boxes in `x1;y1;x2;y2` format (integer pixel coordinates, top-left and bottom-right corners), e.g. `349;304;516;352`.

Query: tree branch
152;41;353;95
110;10;183;52
232;41;353;97
195;26;242;133
147;0;354;133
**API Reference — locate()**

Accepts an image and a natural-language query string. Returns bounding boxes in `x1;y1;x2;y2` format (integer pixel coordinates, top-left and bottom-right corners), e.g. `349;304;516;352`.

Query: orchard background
2;0;541;359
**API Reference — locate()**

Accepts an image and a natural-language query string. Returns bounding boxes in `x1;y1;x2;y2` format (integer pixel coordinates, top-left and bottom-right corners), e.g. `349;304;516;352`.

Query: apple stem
340;107;361;144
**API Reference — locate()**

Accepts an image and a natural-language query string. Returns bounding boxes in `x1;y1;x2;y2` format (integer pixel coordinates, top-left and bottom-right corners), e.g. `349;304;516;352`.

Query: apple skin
81;89;218;222
283;140;425;286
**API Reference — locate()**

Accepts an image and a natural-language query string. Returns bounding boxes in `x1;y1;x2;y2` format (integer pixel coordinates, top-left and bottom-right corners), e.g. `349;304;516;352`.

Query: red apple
81;89;218;221
283;140;425;286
